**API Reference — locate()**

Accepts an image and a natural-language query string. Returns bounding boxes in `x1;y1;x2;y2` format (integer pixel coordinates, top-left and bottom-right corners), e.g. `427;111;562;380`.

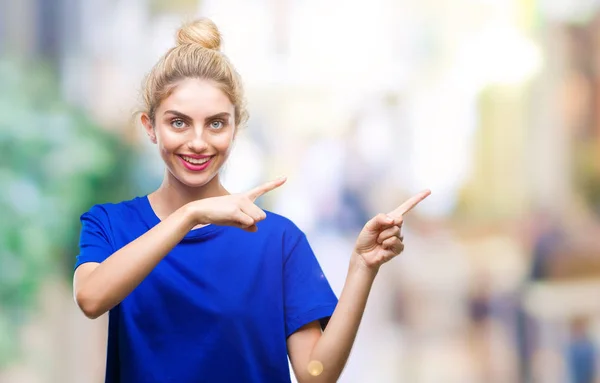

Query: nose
187;128;209;153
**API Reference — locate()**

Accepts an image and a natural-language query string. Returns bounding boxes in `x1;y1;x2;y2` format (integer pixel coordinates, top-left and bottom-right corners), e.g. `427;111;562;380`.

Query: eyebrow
164;110;231;121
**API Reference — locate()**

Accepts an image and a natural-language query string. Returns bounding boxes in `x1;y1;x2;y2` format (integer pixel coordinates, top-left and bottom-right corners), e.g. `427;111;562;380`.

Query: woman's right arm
73;177;286;319
74;204;199;319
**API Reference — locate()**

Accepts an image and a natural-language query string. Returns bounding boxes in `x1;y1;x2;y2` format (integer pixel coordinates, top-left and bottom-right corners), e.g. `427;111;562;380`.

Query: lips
180;155;211;165
178;155;214;171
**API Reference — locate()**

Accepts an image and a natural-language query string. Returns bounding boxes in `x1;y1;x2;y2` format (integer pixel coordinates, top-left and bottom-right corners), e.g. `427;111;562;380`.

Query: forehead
158;78;234;117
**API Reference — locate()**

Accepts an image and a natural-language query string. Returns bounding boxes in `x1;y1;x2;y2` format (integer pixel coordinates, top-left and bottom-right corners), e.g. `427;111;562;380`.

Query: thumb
243;224;258;233
364;213;395;233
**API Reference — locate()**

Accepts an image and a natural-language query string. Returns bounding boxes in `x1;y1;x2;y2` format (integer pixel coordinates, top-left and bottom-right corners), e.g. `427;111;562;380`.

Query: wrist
182;201;208;226
349;252;379;280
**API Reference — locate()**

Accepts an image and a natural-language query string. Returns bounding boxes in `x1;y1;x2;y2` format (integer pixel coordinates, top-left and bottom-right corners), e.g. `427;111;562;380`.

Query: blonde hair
142;18;248;127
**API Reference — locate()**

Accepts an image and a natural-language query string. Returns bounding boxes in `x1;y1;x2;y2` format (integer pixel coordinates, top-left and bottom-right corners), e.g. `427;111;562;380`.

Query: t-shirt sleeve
283;230;338;338
74;205;114;270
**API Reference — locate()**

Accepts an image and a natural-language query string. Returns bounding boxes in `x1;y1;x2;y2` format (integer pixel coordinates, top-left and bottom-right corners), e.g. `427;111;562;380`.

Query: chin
177;173;218;189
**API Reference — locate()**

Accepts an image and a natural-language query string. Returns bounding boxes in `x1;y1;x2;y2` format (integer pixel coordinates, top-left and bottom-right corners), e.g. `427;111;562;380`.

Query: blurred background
2;0;600;382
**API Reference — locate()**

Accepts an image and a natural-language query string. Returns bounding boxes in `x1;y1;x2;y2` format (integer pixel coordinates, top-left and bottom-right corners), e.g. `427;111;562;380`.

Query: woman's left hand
352;190;431;272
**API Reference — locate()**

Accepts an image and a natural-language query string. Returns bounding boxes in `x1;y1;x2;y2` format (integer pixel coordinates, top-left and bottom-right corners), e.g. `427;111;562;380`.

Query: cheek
155;132;177;161
159;145;170;159
156;129;177;150
215;131;235;153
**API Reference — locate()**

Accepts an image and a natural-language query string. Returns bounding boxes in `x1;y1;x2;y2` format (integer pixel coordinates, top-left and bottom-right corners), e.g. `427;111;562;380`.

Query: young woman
73;18;430;383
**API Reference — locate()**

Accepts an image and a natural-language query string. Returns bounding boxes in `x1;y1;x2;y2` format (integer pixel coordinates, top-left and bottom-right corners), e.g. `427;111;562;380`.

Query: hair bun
176;18;222;50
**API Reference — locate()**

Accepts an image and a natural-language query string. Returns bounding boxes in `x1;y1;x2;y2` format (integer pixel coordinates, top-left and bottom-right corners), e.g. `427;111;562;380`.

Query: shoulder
80;196;145;227
262;210;305;237
77;197;151;253
260;211;313;256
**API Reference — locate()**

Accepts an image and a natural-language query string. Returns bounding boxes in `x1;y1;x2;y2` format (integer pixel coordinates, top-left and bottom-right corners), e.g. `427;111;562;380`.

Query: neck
149;171;229;220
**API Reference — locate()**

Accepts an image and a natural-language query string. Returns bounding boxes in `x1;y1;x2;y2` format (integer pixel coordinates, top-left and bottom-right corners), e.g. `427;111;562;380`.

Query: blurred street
3;0;600;382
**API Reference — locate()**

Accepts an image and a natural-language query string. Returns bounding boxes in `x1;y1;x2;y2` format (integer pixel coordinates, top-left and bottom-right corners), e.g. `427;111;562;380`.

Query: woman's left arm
287;190;431;383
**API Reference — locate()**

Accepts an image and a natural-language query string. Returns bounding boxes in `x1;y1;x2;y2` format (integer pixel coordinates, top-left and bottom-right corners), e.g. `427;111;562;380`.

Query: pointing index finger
245;177;287;202
389;189;431;218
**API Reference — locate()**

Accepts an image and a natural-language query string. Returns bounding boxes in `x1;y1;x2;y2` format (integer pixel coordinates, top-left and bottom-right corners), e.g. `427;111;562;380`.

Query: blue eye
210;120;224;129
171;119;186;129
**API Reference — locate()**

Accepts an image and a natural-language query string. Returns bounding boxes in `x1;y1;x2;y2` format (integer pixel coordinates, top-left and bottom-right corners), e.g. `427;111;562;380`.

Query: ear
141;113;157;144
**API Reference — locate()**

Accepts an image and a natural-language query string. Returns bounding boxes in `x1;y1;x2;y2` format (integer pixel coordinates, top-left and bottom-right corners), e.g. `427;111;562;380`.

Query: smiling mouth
180;155;213;165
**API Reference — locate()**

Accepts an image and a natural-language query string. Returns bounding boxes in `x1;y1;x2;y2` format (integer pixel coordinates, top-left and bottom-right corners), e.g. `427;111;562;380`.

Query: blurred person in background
71;17;430;383
517;210;567;381
567;317;597;383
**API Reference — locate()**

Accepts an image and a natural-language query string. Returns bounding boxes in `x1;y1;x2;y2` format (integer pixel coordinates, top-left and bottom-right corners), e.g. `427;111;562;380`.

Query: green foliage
0;58;137;367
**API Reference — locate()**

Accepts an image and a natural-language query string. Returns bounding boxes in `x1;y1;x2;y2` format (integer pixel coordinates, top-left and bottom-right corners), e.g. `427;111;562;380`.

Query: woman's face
143;78;236;189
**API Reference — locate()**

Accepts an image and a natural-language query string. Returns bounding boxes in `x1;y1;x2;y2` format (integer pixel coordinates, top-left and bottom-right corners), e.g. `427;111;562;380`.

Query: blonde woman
73;18;430;383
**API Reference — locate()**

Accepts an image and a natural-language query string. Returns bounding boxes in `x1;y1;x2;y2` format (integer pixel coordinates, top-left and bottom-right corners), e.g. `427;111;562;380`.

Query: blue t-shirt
75;196;338;383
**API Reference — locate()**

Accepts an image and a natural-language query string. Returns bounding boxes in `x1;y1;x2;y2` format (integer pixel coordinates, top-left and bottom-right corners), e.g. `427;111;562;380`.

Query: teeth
182;156;211;165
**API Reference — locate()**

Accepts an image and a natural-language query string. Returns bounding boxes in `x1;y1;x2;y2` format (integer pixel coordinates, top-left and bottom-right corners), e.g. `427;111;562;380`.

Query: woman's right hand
190;177;287;232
